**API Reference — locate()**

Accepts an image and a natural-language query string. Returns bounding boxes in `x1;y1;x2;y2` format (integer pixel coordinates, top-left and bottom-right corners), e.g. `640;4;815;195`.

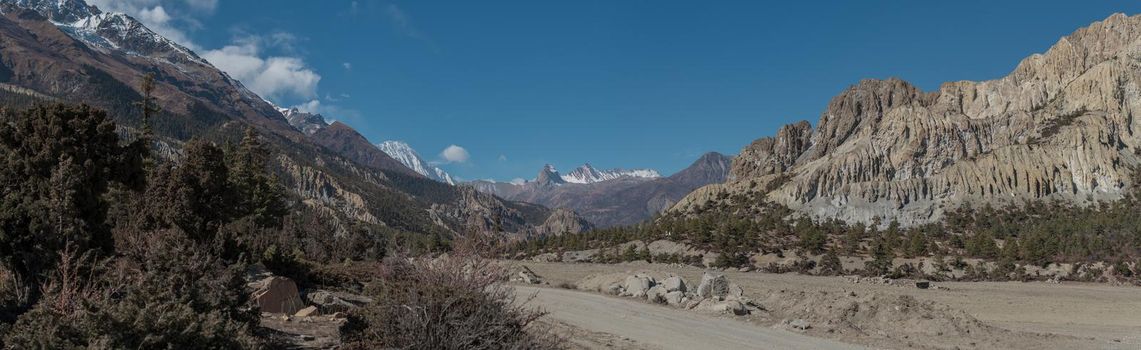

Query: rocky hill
675;13;1141;226
0;0;582;238
473;152;732;228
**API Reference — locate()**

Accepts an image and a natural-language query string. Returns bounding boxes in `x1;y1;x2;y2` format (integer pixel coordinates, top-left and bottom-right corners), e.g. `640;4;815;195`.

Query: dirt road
516;285;865;350
513;261;1140;349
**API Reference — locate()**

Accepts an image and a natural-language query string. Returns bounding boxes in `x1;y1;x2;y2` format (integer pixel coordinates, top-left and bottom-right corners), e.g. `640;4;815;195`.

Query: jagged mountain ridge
471;152;732;227
276;106;329;136
562;163;661;184
0;0;585;237
377;140;456;185
675;13;1141;227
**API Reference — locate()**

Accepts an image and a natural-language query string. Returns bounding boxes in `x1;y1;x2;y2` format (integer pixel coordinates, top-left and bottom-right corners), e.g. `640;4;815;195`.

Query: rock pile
593;271;759;316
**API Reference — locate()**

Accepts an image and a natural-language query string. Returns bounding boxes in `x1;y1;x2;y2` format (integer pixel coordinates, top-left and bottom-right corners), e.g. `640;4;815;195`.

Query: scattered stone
295;306;319;317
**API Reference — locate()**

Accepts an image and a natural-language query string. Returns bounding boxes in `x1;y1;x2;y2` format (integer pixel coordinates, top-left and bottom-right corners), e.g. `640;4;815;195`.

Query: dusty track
516;285;864;350
513;261;1141;349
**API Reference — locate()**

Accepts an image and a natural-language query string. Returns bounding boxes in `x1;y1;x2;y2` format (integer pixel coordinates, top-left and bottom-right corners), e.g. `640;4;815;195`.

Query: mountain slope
675;13;1141;226
471;153;732;227
377;140;456;185
0;0;583;238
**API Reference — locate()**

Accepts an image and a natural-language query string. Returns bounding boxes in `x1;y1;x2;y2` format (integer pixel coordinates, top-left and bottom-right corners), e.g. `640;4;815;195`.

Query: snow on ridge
561;163;661;184
377;141;456;185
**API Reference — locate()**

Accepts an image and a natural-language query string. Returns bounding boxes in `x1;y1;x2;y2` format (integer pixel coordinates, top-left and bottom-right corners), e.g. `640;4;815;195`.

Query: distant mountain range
471;152;732;228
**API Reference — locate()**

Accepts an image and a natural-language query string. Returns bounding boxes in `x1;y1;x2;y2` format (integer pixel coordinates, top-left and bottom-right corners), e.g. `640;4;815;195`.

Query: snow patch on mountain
273;105;328;136
377;141;456;185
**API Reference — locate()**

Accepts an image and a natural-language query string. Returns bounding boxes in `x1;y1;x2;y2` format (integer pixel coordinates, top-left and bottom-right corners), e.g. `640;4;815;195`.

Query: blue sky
94;0;1141;182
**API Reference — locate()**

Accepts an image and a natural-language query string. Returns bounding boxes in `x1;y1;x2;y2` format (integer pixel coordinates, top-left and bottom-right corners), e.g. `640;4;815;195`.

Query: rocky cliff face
676;13;1141;226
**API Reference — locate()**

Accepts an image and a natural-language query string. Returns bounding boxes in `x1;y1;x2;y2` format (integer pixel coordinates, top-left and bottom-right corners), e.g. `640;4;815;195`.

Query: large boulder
664;291;685;306
646;285;668;303
695;272;729;299
662;276;687;293
623;275;654;298
250;276;305;314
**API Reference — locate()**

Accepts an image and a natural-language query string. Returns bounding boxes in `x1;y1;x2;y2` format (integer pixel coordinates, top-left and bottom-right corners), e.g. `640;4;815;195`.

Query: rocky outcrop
677;13;1141;226
534;208;593;236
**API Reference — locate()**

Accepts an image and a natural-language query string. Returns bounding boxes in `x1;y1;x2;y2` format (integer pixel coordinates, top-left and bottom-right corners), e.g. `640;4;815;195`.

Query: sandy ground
513;261;1141;350
517;285;864;350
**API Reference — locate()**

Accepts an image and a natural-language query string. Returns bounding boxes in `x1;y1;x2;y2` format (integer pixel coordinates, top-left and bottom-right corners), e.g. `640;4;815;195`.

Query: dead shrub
342;254;562;349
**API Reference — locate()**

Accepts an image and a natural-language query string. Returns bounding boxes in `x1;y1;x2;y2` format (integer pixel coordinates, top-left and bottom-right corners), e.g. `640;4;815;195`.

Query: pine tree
231;127;286;228
0;104;145;304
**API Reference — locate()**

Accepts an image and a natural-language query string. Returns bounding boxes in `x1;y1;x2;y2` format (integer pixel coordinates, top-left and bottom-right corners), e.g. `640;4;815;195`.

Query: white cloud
342;62;352;70
87;0;325;104
440;145;470;163
201;36;322;100
498;154;508;162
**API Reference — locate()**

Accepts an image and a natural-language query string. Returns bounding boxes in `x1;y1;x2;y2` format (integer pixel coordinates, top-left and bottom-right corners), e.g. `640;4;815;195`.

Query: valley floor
513;261;1141;350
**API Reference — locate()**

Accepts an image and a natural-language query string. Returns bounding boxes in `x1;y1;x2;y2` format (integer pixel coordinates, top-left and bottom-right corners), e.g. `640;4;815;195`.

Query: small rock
517;266;542;284
738;266;754;272
295;306;319;317
789;319;810;330
299;334;315;341
713;300;748;315
915;280;931;289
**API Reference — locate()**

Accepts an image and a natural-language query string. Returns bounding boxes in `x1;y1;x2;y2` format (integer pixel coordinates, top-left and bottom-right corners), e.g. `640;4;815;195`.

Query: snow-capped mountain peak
6;0;210;66
377;141;456;185
561;163;661;184
273;105;328;136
